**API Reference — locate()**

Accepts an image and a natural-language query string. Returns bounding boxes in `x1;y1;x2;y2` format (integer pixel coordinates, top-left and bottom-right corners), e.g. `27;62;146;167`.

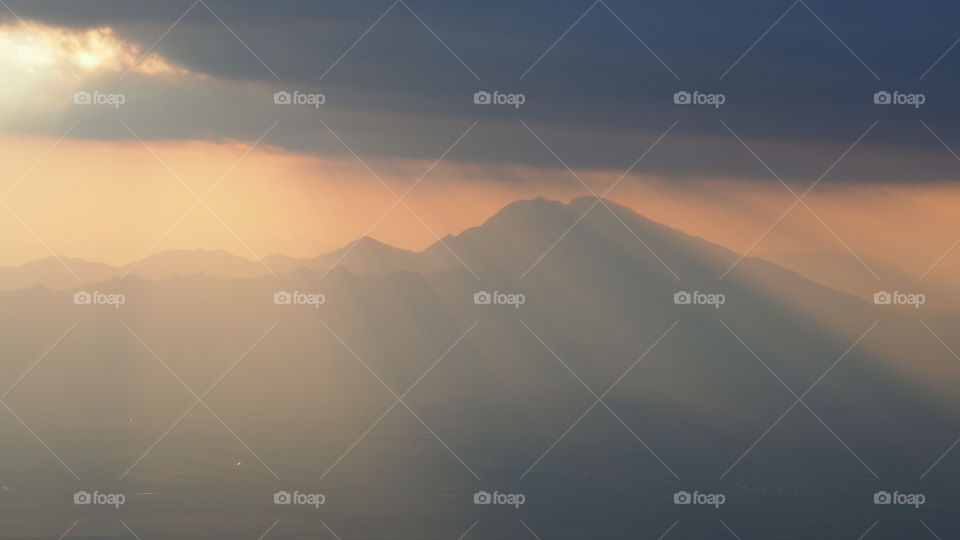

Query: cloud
0;20;187;76
2;1;960;183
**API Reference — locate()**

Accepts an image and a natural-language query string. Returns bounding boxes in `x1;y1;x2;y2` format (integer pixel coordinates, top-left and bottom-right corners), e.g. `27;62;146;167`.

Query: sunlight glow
0;21;187;76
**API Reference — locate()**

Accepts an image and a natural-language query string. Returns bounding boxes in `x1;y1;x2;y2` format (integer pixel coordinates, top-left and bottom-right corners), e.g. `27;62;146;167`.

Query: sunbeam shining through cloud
1;1;959;539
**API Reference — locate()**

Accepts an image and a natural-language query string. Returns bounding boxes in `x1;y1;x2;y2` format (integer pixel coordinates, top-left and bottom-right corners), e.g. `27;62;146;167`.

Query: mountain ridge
0;197;923;305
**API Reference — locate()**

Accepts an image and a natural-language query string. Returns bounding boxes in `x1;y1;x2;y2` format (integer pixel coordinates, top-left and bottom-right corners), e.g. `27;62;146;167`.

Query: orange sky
2;133;960;287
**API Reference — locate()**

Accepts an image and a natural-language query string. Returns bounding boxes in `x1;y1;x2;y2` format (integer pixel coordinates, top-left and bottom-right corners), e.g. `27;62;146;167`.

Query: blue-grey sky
4;0;960;183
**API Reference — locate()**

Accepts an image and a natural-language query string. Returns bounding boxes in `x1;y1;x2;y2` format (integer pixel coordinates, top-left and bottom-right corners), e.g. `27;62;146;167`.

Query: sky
1;0;960;279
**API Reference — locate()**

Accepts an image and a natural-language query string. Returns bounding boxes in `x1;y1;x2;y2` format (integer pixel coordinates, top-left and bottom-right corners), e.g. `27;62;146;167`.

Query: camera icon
274;91;292;105
274;491;292;504
873;291;892;305
73;91;92;105
473;490;492;505
474;291;492;305
74;491;92;504
873;91;891;105
673;291;692;305
673;91;691;105
74;291;92;305
473;91;491;105
874;491;891;504
673;491;691;504
274;291;293;305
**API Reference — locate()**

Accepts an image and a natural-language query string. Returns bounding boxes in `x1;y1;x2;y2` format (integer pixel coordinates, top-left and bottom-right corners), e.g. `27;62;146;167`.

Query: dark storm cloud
6;0;960;182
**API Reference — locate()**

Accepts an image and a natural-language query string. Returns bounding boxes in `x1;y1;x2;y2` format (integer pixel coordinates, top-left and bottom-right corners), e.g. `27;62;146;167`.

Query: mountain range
3;197;951;307
0;236;456;291
0;197;957;539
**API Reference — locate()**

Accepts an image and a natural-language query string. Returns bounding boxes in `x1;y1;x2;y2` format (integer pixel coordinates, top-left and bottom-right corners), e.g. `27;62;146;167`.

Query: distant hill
121;248;269;280
0;238;459;291
0;256;117;291
262;236;457;275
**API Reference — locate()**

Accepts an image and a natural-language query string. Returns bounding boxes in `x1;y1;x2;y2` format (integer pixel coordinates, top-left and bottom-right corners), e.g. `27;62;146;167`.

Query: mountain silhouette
0;197;956;539
263;236;456;275
0;256;116;291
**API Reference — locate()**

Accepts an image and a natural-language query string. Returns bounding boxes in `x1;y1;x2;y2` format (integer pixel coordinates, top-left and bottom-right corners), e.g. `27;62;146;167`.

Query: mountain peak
568;195;644;216
493;196;630;216
486;197;566;221
480;196;646;231
350;236;392;249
